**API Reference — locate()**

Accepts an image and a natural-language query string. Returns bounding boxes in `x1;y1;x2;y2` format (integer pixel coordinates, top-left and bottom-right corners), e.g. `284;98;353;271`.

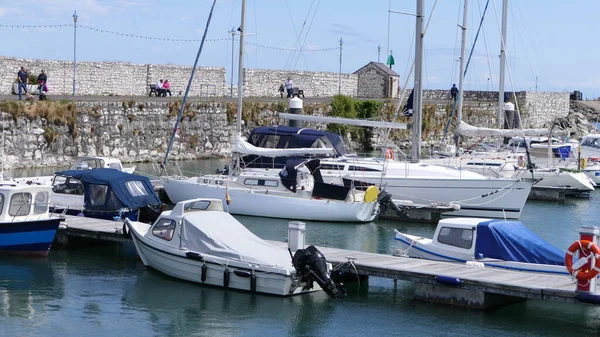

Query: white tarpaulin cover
234;138;335;157
457;121;551;137
181;211;294;268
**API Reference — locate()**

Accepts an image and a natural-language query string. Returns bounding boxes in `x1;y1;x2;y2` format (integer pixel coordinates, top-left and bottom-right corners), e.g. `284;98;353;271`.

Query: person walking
17;67;28;100
284;78;294;98
450;83;458;101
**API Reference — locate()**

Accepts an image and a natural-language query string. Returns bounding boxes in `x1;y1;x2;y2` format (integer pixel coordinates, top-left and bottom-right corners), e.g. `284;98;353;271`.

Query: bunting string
0;23;339;52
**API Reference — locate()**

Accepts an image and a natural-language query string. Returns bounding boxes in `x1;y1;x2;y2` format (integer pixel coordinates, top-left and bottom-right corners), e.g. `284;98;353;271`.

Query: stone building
353;62;400;99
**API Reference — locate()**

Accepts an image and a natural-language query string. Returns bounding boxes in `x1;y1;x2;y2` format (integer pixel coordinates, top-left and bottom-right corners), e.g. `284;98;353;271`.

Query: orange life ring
565;240;600;281
385;148;395;160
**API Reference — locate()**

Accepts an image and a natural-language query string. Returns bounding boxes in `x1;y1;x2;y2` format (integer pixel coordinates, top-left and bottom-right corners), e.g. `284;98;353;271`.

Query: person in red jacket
162;79;172;97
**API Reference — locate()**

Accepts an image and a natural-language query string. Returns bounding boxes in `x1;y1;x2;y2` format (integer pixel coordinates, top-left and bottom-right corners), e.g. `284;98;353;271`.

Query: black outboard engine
215;165;230;175
377;189;403;216
292;245;346;299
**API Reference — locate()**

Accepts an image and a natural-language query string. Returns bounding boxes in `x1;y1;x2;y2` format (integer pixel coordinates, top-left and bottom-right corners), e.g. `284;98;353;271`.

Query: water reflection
0;256;62;319
123;269;338;337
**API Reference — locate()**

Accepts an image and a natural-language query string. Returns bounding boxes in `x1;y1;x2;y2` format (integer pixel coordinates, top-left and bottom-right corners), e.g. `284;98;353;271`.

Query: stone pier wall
243;69;358;98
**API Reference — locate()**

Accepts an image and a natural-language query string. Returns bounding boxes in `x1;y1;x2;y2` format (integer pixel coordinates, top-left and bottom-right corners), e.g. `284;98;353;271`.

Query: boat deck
57;215;587;308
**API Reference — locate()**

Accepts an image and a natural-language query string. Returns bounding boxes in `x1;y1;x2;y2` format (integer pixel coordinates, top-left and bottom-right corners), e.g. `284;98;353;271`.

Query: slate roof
353;62;399;77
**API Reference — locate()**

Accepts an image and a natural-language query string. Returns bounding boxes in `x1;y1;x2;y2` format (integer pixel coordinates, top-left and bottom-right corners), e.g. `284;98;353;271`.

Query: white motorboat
125;198;346;297
162;158;380;222
393;217;567;275
14;156;136;186
50;168;162;223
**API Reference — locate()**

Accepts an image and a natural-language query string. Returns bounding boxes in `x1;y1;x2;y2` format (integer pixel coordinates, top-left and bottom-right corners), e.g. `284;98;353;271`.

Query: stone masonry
243;68;357;98
0;56;226;97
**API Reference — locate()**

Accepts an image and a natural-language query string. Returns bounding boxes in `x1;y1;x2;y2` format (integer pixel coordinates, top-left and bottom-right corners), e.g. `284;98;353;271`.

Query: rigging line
450;1;462;87
509;4;536;90
284;0;316;70
292;0;321;70
513;1;551;92
390;0;439;118
163;0;217;166
464;0;490;77
478;0;495;91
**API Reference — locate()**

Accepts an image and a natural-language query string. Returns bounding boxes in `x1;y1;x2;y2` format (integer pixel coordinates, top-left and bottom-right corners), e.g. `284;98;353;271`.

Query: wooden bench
293;87;305;98
148;84;159;97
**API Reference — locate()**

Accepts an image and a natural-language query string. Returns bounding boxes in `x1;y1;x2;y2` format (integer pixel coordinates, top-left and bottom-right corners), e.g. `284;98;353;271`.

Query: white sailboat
420;0;594;197
275;0;531;219
159;1;379;223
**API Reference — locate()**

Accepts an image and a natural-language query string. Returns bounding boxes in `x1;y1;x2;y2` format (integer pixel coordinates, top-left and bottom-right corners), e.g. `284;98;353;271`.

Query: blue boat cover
55;168;161;211
248;126;349;156
474;220;564;265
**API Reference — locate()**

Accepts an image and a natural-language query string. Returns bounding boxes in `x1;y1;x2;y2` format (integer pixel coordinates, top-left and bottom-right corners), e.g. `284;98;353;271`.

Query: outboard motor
292;245;346;299
377;189;403;216
215;165;230;175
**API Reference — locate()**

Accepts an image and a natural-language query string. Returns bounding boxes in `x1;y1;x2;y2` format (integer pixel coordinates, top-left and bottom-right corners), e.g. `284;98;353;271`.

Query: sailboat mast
234;0;246;173
410;0;424;162
162;0;217;167
497;0;508;128
455;0;468;156
236;0;246;138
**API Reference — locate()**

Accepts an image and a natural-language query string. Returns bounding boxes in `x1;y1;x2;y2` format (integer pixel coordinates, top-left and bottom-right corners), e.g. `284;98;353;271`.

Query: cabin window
186;200;211;211
263;135;281;148
437;227;473;249
33;192;49;214
0;193;4;215
125;181;148;197
320;164;342;171
9;193;32;216
347;166;381;172
244;179;278;187
52;176;84;195
109;163;121;170
152;219;176;241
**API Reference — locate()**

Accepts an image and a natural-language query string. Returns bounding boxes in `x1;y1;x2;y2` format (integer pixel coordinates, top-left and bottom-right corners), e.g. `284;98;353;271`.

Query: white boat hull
318;159;531;219
128;222;315;296
161;177;379;222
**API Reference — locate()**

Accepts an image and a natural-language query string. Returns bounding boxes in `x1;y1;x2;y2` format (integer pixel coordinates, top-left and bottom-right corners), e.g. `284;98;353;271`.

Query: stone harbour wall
0;101;233;169
0;56;226;97
523;91;570;128
243;68;358;98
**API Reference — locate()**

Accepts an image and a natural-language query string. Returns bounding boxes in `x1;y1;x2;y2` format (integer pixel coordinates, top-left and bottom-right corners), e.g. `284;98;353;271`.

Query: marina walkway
57;215;586;308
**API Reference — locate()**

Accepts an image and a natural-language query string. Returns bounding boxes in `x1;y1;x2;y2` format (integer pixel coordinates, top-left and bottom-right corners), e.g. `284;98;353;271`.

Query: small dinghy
125;198;346;297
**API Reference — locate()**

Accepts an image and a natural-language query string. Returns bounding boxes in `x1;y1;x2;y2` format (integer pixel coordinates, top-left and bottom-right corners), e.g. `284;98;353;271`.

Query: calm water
2;159;600;336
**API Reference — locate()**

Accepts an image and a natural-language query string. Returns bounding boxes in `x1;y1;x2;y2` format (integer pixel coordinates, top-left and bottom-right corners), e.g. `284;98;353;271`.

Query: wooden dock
57;215;587;309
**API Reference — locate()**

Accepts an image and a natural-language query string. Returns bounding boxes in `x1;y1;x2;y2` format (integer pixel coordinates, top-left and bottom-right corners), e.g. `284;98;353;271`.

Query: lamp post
72;10;78;96
338;37;343;95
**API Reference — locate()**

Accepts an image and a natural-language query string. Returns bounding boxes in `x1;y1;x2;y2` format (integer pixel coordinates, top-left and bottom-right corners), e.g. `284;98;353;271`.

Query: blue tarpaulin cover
55;168;161;211
475;220;564;265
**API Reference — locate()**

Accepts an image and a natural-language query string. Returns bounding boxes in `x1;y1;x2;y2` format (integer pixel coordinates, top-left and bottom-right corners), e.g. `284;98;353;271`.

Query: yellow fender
364;186;379;203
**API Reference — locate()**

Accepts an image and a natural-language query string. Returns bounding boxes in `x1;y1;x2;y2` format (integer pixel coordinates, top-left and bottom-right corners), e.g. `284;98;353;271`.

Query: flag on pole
225;181;232;206
387;53;395;68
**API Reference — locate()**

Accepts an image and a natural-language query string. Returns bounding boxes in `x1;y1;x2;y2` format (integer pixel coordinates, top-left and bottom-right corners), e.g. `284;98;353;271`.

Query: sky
2;0;600;99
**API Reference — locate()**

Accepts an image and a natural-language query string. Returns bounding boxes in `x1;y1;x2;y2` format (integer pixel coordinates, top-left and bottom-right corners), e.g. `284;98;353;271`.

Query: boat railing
153;161;184;179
